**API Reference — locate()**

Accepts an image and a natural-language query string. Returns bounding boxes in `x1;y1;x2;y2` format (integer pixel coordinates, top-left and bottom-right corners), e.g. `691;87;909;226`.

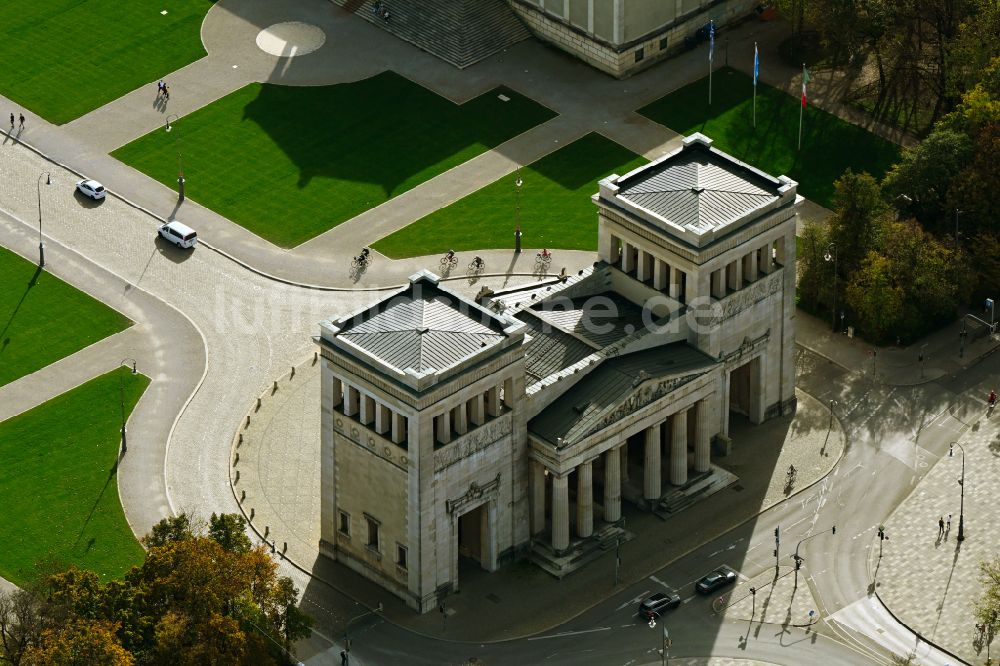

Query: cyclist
787;464;796;477
989;389;997;407
541;248;551;259
473;256;484;269
446;249;455;261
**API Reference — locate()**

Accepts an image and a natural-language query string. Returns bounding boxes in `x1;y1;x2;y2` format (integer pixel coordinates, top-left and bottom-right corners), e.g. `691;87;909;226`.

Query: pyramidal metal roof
328;271;517;379
599;134;797;246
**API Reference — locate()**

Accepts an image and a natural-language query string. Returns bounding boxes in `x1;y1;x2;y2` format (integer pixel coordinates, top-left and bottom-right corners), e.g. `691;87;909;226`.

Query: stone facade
509;0;759;78
317;133;797;612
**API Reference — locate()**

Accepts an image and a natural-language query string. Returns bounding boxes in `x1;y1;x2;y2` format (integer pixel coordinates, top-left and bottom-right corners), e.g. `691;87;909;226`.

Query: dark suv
638;591;682;620
684;22;719;50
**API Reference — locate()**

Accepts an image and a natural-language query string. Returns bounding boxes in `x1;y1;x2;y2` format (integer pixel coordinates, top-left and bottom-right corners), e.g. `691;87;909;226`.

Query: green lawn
0;246;131;387
0;0;214;125
638;67;901;208
373;133;646;258
0;368;148;585
112;72;557;248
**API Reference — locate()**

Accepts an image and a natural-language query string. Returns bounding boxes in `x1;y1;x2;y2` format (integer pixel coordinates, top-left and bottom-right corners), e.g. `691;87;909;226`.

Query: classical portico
317;133;797;609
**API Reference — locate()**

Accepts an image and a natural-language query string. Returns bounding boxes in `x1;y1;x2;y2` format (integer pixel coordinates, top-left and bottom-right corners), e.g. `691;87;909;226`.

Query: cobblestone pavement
875;389;1000;664
722;566;819;628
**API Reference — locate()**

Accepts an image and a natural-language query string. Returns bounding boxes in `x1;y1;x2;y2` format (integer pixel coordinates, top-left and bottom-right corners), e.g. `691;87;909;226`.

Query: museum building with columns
316;133;798;612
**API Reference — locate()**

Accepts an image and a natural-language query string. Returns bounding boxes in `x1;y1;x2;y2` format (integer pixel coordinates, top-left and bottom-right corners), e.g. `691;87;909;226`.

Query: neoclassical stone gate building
316;133;797;612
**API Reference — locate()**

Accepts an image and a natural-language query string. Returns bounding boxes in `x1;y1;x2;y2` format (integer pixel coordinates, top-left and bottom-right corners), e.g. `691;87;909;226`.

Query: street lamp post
792;525;836;588
119;359;137;455
955;208;963;252
877;525;887;559
646;614;670;666
824;243;837;332
949;442;966;541
37;171;51;268
165;114;185;201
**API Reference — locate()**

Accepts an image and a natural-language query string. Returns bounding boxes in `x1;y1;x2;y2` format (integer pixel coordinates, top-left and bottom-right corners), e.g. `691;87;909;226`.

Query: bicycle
786;464;797;483
352;249;372;269
440;252;458;270
535;250;552;268
468;257;485;274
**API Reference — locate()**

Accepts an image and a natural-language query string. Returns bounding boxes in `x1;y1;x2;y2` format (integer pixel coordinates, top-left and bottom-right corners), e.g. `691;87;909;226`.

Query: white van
158;220;198;249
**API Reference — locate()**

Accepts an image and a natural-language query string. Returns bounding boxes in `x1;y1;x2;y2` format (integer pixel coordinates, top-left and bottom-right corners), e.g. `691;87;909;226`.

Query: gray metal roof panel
616;145;779;232
517;313;597;386
529;343;718;446
336;277;511;373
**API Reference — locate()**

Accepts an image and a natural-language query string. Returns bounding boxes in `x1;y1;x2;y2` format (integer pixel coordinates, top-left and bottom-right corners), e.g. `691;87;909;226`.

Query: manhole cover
256;22;326;58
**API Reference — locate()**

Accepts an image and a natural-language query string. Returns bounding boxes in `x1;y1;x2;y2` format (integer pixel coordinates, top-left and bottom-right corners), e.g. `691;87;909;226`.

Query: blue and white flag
753;42;759;86
709;21;715;62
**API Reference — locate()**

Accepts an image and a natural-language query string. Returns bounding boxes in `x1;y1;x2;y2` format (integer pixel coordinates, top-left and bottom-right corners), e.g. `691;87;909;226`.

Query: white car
75;179;106;200
158;220;198;249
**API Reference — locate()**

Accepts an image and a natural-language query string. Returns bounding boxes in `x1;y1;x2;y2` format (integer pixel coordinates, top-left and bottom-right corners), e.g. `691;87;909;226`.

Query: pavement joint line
0;197;210;543
232;386;847;645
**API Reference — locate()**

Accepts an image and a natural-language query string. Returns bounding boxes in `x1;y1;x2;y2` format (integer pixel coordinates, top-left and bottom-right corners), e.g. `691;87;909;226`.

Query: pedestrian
8;113;12;131
157;80;164;96
340;649;349;665
947;514;952;531
18;113;24;129
938;516;944;535
163;86;169;101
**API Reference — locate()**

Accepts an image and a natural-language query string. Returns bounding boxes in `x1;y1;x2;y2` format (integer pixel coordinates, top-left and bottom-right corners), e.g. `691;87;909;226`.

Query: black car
684;21;719;50
638;591;682;620
695;566;737;594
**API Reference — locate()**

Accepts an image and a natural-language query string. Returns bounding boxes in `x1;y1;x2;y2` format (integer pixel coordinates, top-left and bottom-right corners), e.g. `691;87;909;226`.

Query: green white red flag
801;66;811;107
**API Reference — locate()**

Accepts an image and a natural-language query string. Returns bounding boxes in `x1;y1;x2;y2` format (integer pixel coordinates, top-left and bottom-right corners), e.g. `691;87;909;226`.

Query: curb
228;384;846;645
874;587;972;666
10;133;576;294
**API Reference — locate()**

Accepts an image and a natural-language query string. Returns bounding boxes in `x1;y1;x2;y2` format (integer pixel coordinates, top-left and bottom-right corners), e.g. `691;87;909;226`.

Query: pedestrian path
875;385;1000;664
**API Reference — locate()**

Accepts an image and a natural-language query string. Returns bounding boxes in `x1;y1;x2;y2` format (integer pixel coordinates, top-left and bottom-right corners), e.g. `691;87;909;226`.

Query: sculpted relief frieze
719;270;783;321
434;413;513;473
585;373;702;438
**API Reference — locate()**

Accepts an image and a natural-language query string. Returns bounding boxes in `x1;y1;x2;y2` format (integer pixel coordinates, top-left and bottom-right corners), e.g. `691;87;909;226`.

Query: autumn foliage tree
0;513;312;666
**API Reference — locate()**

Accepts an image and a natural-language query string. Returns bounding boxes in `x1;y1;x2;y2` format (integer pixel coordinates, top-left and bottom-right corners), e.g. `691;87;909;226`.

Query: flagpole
752;46;757;129
798;63;804;151
709;60;713;105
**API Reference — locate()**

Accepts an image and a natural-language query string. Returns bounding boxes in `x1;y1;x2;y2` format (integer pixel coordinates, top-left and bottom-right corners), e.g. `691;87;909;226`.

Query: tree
209;512;253;554
845;251;905;342
141;514;194;549
23;620;132;666
882;128;973;231
975;556;1000;661
0;588;43;666
827;170;891;277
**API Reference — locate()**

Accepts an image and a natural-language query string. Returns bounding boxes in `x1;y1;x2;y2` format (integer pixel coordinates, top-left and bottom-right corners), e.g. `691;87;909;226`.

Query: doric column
531;461;546;535
637;251;651;282
436;412;451;445
669;267;682;300
344;385;359;417
576;461;593;538
620;443;629;483
644;424;662;500
551;473;570;552
604;446;622;522
469;394;485;427
653;259;668;291
391;413;406;444
759;242;773;274
331;376;343;409
671;409;688;485
694;399;711;473
360;393;375;425
375;402;391;435
453;403;468;436
622;242;635;273
728;260;742;291
744;251;757;283
486;387;500;416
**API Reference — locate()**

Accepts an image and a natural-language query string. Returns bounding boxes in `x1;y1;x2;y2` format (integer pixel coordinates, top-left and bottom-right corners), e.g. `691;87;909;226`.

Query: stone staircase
652;466;739;520
333;0;532;69
530;523;634;579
